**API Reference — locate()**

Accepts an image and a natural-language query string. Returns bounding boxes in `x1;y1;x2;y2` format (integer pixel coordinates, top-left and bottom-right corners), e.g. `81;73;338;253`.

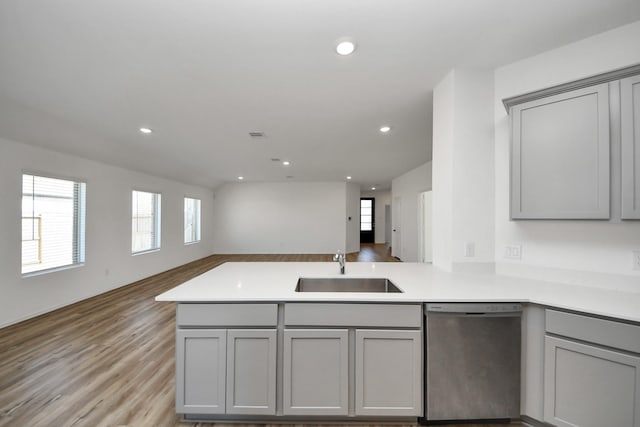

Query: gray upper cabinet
510;83;610;219
621;74;640;219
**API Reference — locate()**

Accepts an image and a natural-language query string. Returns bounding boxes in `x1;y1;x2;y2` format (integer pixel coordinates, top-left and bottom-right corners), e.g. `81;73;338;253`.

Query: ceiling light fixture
371;187;376;190
336;40;356;56
282;161;291;166
237;176;244;180
346;176;352;180
139;127;153;134
379;126;391;133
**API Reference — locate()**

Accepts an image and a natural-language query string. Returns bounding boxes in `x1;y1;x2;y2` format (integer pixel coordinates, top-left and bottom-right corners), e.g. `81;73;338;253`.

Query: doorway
360;197;375;243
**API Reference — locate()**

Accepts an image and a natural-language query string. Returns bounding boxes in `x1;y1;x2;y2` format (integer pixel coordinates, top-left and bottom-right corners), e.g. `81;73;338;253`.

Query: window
132;190;161;253
22;174;86;274
360;198;373;231
184;197;201;244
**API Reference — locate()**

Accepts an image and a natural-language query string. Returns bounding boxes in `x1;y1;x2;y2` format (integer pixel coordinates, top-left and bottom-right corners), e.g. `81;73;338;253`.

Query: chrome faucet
333;250;345;274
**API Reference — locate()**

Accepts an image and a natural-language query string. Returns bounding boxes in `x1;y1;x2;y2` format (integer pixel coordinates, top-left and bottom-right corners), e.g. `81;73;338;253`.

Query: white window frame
21;172;86;276
131;190;161;254
184;196;201;244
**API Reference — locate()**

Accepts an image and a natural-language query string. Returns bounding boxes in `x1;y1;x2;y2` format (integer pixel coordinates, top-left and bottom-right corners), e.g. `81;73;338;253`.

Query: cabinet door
226;329;277;415
282;329;349;415
621;74;640;219
544;335;640;427
510;83;610;219
176;329;226;414
355;329;422;416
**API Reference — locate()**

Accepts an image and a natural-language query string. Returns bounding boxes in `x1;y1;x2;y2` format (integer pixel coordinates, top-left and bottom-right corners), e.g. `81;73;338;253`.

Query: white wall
361;190;391;244
346;183;361;253
494;20;640;288
0;137;214;328
432;72;455;269
212;182;347;254
432;68;495;272
391;162;432;262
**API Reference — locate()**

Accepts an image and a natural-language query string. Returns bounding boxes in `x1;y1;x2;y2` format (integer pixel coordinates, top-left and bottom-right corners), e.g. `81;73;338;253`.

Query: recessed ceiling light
282;161;291;166
346;176;352;180
379;126;391;133
371;187;376;190
336;41;356;56
139;127;153;134
237;176;244;180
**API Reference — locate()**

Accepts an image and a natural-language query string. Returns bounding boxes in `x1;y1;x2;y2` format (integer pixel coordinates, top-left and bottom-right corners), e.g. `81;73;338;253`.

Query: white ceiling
1;1;639;190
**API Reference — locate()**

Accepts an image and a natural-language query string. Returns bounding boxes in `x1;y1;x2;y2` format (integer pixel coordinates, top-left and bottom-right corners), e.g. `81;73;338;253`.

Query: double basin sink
295;277;402;293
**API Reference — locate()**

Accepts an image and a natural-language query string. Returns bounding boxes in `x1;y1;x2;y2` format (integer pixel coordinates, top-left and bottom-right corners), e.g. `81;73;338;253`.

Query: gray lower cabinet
510;83;610;219
282;329;349;415
176;328;277;415
621;74;640;219
355;329;422;416
544;336;640;427
543;309;640;427
520;304;545;421
176;329;227;414
226;329;277;414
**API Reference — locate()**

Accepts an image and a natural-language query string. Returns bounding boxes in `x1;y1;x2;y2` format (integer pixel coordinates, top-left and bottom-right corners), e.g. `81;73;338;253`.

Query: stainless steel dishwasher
422;303;522;424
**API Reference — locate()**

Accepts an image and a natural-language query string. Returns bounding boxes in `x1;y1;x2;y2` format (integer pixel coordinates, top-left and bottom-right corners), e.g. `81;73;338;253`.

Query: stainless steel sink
295;277;402;293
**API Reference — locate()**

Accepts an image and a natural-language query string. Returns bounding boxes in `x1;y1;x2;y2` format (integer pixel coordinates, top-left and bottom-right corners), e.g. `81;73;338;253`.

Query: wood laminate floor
0;245;521;427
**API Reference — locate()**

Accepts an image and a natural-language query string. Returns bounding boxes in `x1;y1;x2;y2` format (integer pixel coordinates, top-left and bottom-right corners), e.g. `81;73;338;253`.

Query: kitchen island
156;262;640;425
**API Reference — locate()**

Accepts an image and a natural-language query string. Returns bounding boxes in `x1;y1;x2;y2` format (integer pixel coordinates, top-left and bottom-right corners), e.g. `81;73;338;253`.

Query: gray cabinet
176;329;227;414
175;303;278;416
176;328;277;415
510;83;610;219
544;336;640;427
282;329;349;416
621;74;640;219
520;304;545;421
226;329;277;415
354;329;422;416
282;304;422;417
543;309;640;427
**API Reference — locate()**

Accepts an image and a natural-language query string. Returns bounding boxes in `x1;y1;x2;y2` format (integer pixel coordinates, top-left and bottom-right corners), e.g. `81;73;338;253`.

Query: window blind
22;174;86;274
132;190;161;253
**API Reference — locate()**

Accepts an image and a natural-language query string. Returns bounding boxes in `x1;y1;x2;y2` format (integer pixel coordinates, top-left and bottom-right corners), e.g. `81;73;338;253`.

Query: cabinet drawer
177;303;278;327
546;309;640;354
284;303;421;327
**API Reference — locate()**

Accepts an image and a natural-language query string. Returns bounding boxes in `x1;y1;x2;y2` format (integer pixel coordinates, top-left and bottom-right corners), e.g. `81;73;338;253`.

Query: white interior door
384;205;391;248
418;191;433;263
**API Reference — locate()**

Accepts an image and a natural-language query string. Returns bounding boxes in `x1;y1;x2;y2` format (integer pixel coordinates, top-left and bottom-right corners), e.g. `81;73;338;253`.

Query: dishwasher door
424;303;522;423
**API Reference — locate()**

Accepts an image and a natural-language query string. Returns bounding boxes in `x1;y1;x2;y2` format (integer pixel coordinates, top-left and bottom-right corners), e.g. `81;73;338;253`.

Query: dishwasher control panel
425;303;522;314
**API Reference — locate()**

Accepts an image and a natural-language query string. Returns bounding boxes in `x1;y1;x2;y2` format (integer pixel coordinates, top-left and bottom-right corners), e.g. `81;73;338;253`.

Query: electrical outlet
504;245;522;260
464;242;475;258
633;251;640;271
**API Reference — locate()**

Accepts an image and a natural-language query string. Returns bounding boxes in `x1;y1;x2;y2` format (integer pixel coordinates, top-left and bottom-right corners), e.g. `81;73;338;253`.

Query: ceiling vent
249;131;266;138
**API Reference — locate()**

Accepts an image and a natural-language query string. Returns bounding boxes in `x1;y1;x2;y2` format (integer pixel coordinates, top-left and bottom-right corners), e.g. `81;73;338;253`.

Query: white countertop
155;262;640;323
